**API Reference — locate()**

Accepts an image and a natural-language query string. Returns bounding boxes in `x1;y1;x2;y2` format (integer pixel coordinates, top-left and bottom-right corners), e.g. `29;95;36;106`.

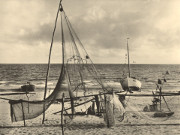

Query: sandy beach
1;91;180;135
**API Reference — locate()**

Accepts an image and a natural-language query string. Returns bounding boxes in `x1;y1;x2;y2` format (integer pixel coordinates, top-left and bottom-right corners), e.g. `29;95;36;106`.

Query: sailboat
120;38;142;92
6;0;125;128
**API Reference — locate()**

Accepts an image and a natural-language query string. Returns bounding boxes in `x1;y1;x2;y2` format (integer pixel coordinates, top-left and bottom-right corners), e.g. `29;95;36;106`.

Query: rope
63;11;110;92
62;11;88;95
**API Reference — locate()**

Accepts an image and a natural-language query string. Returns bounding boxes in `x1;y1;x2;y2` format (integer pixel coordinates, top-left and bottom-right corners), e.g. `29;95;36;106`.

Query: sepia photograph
0;0;180;134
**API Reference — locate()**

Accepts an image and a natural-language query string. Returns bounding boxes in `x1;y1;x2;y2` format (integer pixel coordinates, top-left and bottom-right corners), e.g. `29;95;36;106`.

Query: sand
1;91;180;135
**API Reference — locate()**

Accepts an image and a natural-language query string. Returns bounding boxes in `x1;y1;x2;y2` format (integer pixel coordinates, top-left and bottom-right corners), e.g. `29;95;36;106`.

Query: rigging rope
63;11;110;92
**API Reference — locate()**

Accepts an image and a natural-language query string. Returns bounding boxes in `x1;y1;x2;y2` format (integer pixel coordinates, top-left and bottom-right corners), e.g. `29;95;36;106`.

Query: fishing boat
143;71;174;117
153;78;174;117
20;82;35;92
154;111;174;117
120;38;141;92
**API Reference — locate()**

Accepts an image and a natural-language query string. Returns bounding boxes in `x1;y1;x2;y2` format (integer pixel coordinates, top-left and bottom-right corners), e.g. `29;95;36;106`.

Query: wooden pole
159;87;162;111
162;96;171;112
104;94;109;127
61;93;65;135
42;0;63;124
70;98;74;119
21;101;26;127
95;95;100;115
104;93;115;128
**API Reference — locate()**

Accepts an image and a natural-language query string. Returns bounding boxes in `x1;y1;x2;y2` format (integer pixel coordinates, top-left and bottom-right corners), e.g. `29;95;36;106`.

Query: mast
127;38;130;77
60;6;65;65
42;0;63;124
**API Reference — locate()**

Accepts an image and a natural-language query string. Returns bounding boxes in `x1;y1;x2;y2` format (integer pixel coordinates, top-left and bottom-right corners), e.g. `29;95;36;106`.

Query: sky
0;0;180;64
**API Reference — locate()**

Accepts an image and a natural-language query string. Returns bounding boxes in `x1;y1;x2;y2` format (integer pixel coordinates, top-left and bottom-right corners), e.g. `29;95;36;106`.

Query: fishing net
102;93;125;127
8;3;117;123
9;63;66;122
121;95;179;125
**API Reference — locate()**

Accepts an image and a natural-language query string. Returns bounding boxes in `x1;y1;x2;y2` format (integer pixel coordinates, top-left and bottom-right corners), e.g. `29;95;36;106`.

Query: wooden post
70;98;74;119
104;94;109;127
104;93;115;128
61;93;65;135
21;101;26;127
95;95;100;115
159;87;162;111
10;103;13;121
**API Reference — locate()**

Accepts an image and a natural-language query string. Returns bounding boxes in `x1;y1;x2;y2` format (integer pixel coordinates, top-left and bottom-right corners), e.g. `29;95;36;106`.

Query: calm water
0;64;180;92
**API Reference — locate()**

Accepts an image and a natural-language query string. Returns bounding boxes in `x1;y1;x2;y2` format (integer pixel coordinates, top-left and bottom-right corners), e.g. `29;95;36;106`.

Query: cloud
0;0;180;64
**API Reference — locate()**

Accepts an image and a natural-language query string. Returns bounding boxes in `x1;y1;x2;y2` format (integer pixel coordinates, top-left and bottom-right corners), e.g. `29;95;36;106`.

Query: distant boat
120;38;141;92
21;82;35;92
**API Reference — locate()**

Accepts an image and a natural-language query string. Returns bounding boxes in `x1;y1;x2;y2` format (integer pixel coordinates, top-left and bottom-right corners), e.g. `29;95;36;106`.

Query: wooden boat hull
154;111;174;117
21;84;35;92
120;77;141;91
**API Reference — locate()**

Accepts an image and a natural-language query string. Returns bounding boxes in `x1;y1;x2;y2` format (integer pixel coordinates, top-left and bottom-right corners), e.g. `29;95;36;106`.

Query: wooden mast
42;0;63;124
60;5;65;134
127;38;130;77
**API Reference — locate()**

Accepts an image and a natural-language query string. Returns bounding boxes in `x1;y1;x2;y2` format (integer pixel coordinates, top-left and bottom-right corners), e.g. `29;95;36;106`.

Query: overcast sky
0;0;180;64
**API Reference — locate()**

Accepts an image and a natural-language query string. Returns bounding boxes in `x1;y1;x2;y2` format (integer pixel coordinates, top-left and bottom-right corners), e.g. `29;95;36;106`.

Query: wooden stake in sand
61;93;65;135
20;101;26;127
95;95;100;115
104;93;115;128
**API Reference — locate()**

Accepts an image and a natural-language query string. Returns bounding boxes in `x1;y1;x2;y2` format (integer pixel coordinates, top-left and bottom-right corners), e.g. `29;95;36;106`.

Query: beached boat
154;111;174;117
120;38;141;92
153;82;174;117
120;77;141;91
20;82;35;92
143;72;174;117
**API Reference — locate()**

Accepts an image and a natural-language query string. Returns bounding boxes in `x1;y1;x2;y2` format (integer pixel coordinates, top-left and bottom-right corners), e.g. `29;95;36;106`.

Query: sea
0;64;180;92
